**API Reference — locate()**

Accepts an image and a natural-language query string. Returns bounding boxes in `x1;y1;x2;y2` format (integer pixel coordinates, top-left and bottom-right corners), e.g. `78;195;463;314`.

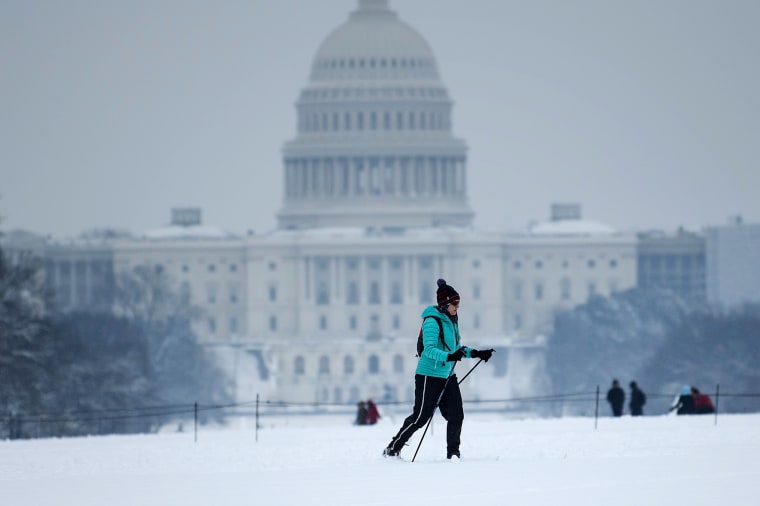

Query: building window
269;285;277;302
588;282;597;298
182;265;189;273
534;282;544;300
561;278;571;300
208;264;216;272
514;313;522;330
317;281;329;305
390;281;402;304
344;355;355;375
319;315;328;330
473;283;481;300
229;317;238;333
392;314;400;330
535;260;543;269
588;259;596;268
347;282;359;304
268;261;277;271
609;259;618;268
369;281;381;304
393;354;404;373
473;313;481;329
269;315;277;331
513;261;522;270
230;290;238;303
294;356;305;375
512;280;523;301
319;356;330;375
349;315;357;330
368;355;380;374
180;282;191;303
209;317;216;333
229;264;237;272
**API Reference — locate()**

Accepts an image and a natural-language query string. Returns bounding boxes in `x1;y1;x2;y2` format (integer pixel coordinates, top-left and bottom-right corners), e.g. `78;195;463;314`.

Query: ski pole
411;359;484;462
457;358;484;385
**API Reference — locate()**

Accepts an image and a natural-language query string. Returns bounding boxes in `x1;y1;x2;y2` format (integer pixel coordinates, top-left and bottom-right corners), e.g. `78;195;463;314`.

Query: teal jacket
416;305;475;379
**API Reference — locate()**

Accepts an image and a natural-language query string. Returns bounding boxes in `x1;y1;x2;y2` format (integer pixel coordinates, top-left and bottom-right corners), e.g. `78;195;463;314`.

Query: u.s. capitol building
6;1;643;406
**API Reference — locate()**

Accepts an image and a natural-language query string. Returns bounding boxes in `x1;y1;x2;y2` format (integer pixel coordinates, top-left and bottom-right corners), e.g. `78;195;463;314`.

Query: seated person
691;387;715;414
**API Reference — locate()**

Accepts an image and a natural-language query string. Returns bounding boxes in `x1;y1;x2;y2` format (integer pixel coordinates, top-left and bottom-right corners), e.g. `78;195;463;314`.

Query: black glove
447;348;465;362
471;348;495;362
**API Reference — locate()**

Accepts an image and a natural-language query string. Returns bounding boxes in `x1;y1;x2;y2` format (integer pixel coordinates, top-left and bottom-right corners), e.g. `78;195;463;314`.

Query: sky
2;0;759;239
2;412;758;505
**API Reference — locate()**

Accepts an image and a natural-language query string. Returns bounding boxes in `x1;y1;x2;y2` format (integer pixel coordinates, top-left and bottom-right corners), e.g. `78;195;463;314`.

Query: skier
670;385;695;415
383;279;494;460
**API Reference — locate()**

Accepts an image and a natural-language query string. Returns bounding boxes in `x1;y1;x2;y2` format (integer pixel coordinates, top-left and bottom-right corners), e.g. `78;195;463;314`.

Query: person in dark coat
606;379;625;417
670;385;695;415
629;381;646;416
355;401;368;425
691;387;715;414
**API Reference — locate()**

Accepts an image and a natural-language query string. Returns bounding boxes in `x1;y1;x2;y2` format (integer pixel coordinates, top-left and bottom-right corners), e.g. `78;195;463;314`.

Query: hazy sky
2;0;759;238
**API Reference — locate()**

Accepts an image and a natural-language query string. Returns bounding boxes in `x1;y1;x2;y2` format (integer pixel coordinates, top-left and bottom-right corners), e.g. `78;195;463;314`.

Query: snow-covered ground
2;411;758;506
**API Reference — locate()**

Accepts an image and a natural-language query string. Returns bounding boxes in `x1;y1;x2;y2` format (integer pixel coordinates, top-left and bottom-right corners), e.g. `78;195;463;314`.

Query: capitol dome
309;0;440;83
277;0;474;230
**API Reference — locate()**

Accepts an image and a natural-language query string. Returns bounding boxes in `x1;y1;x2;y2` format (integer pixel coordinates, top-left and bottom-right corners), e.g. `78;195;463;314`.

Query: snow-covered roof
529;219;617;236
142;225;237;241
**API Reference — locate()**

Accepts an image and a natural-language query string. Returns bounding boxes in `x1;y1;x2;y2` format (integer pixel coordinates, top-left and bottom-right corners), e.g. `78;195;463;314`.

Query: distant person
670;385;695;415
366;399;381;425
355;401;368;425
606;379;625;417
691;387;715;414
629;381;646;416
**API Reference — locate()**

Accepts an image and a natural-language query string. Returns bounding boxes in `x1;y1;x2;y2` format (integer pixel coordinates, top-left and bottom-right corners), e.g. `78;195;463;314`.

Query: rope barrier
5;388;760;439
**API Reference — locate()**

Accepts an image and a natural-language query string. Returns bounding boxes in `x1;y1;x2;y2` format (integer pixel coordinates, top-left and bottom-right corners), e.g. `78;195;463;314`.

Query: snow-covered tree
114;265;231;411
0;245;52;426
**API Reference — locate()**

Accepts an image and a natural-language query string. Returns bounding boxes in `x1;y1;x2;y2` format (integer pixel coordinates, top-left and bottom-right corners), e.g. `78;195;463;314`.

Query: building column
333;255;342;302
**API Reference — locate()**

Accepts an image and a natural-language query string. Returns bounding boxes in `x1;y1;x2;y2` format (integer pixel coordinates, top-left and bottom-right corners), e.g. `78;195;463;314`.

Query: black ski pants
387;373;464;455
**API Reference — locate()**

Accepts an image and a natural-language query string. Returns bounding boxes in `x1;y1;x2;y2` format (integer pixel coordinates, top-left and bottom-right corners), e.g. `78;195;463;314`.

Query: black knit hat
436;278;460;306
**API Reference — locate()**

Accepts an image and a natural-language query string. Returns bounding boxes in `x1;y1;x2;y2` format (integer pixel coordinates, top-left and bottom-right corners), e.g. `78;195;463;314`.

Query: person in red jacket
691;387;715;414
366;399;381;425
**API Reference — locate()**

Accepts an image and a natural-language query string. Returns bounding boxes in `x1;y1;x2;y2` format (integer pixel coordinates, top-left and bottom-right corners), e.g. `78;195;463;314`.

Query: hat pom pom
437;278;446;287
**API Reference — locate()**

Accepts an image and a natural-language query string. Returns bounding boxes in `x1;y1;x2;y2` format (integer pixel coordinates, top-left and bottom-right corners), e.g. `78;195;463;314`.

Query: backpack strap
423;315;448;351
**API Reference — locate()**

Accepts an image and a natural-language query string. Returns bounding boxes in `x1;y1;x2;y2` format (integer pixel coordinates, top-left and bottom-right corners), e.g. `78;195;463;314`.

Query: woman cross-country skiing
383;278;494;460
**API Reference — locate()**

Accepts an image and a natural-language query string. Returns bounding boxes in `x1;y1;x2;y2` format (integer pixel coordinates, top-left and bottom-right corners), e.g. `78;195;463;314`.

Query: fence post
594;385;600;429
194;402;198;443
255;393;259;443
714;383;720;426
